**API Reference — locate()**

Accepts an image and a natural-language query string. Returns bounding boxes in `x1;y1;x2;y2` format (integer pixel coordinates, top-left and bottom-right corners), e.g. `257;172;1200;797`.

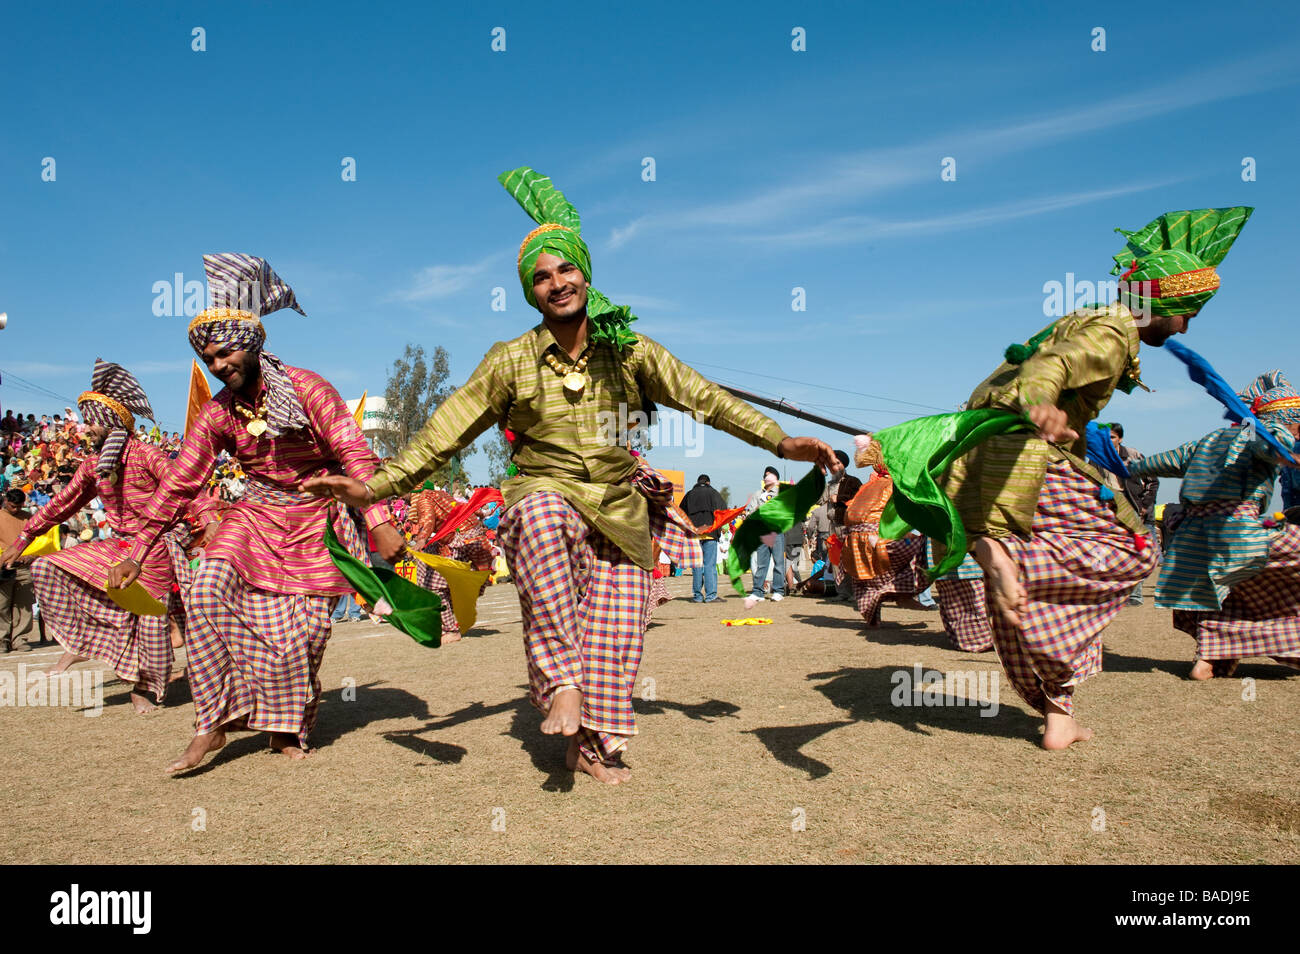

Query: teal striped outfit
1129;422;1291;610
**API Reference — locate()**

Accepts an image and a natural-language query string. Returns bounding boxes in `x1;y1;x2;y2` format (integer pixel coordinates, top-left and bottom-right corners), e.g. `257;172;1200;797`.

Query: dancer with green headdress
306;167;838;784
918;207;1252;749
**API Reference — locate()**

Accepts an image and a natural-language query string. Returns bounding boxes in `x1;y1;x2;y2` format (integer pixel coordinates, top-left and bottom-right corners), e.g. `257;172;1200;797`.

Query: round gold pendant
562;371;586;394
246;419;268;437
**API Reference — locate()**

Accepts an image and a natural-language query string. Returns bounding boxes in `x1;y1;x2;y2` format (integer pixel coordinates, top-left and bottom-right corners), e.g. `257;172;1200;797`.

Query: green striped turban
1110;207;1253;318
499;167;638;351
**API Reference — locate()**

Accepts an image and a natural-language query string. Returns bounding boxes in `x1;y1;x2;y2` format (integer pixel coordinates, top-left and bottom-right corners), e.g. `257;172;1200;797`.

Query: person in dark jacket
681;474;725;602
1110;423;1159;605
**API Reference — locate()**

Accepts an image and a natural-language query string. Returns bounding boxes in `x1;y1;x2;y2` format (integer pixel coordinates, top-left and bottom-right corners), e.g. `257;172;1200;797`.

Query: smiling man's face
200;342;260;393
532;252;589;323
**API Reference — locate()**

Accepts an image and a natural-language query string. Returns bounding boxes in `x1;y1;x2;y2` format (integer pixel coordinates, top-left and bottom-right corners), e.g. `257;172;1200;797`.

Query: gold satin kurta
367;325;787;569
941;304;1145;541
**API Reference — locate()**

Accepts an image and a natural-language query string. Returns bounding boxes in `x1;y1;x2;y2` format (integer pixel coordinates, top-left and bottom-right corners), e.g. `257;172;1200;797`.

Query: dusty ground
2;576;1296;864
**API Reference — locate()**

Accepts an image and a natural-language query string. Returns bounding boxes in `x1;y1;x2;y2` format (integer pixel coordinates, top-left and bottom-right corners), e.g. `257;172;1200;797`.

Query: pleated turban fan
1111;207;1253;318
1241;370;1300;428
187;253;309;438
78;359;156;479
499;167;639;351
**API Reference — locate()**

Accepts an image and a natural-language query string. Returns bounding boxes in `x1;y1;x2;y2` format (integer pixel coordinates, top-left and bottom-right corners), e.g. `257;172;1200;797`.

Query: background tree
719;486;731;507
378;343;471;484
482;429;513;485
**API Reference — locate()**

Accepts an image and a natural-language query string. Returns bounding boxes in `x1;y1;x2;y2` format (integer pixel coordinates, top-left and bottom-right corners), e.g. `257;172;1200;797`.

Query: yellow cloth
21;525;61;557
409;550;490;632
106;581;167;616
367;326;786;568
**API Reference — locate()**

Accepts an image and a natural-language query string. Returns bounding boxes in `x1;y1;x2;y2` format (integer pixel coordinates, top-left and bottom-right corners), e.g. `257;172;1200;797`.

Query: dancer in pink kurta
1;360;214;712
108;254;407;773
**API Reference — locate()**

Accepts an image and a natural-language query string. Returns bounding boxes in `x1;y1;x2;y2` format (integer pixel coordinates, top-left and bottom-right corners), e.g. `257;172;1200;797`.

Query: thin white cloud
392;253;502;303
605;50;1298;250
755;180;1182;246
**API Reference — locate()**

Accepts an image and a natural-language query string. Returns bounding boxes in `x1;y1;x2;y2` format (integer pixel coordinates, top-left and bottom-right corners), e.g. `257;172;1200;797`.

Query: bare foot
1189;659;1215;681
130;689;157;714
566;737;631;784
168;667;188;684
892;596;928;611
541;688;582;736
974;536;1025;629
441;630;462;644
1042;702;1093;750
167;618;184;650
269;733;311;760
165;731;226;774
50;651;88;675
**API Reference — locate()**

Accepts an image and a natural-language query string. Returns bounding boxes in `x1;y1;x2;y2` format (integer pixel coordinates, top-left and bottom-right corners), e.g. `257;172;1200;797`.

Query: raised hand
302;474;373;509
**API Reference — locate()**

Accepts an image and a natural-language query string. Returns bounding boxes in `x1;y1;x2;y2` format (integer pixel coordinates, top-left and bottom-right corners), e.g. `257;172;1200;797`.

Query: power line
684;358;952;413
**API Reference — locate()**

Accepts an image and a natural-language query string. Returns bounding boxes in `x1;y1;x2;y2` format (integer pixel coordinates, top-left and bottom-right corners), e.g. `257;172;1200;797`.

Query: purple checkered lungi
993;460;1157;715
31;559;172;699
498;491;651;765
851;534;925;625
184;559;334;747
1172;524;1300;670
934;578;994;652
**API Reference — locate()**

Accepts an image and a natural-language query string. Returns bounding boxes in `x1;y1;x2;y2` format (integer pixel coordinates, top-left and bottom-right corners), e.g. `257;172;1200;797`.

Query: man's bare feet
168;667;188;684
441;630;462;644
1042;702;1093;750
130;689;157;714
974;536;1025;629
1190;658;1238;680
269;733;311;759
50;651;87;675
165;731;226;774
565;737;631;784
541;687;582;736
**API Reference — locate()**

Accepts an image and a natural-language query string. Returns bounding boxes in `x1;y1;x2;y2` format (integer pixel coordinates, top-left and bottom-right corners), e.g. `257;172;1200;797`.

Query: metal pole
717;383;864;437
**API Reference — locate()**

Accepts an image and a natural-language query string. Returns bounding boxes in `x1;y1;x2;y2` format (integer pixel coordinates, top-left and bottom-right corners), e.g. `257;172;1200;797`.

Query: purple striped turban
78;359;156;479
188;253;309;438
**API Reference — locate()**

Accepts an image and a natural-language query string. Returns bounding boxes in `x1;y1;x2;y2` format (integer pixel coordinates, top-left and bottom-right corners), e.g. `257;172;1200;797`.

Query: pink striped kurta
127;366;386;747
128;366;389;594
15;438;211;699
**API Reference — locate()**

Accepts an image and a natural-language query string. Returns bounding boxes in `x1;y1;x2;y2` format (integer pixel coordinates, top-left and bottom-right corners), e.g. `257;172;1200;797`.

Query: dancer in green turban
926;207;1252;750
307;167;839;784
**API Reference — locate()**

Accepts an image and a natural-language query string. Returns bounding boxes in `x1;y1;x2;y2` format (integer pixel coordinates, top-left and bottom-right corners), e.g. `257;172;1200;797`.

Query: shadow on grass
747;665;1041;779
1106;647;1300;681
169;681;435;777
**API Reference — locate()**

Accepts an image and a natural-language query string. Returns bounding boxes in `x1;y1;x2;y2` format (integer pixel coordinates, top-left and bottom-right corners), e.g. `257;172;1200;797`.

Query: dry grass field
2;576;1297;864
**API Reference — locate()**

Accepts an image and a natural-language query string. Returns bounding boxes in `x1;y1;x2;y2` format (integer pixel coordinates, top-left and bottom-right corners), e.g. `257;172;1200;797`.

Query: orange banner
185;360;212;438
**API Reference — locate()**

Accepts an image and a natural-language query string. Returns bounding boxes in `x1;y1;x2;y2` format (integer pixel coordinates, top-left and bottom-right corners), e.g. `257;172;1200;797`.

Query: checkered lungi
1172;524;1300;670
992;460;1157;715
645;576;672;627
184;559;335;747
498;490;651;765
30;559;172;699
934;578;994;652
851;533;925;626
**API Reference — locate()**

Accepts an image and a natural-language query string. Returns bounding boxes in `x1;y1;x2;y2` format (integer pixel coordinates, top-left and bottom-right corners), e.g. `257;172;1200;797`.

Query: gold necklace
543;344;593;395
231;394;269;436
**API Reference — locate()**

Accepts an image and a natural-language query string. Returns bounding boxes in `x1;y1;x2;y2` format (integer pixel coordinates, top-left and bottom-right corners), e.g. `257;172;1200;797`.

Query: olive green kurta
941;304;1145;540
366;325;787;569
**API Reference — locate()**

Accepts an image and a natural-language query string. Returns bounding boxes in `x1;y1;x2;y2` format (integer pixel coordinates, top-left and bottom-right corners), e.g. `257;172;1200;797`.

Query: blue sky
2;1;1297;506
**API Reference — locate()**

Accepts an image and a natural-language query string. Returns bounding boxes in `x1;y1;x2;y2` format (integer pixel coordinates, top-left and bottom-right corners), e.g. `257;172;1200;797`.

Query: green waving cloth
499;166;638;351
324;523;444;648
1110;207;1252;318
866;409;1036;579
725;467;826;596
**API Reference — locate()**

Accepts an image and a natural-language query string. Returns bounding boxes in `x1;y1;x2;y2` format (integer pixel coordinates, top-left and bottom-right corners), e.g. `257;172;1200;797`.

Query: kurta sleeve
1128;441;1198;479
1000;321;1132;411
127;402;226;565
299;372;391;530
635;336;787;453
367;346;512;500
13;458;97;548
